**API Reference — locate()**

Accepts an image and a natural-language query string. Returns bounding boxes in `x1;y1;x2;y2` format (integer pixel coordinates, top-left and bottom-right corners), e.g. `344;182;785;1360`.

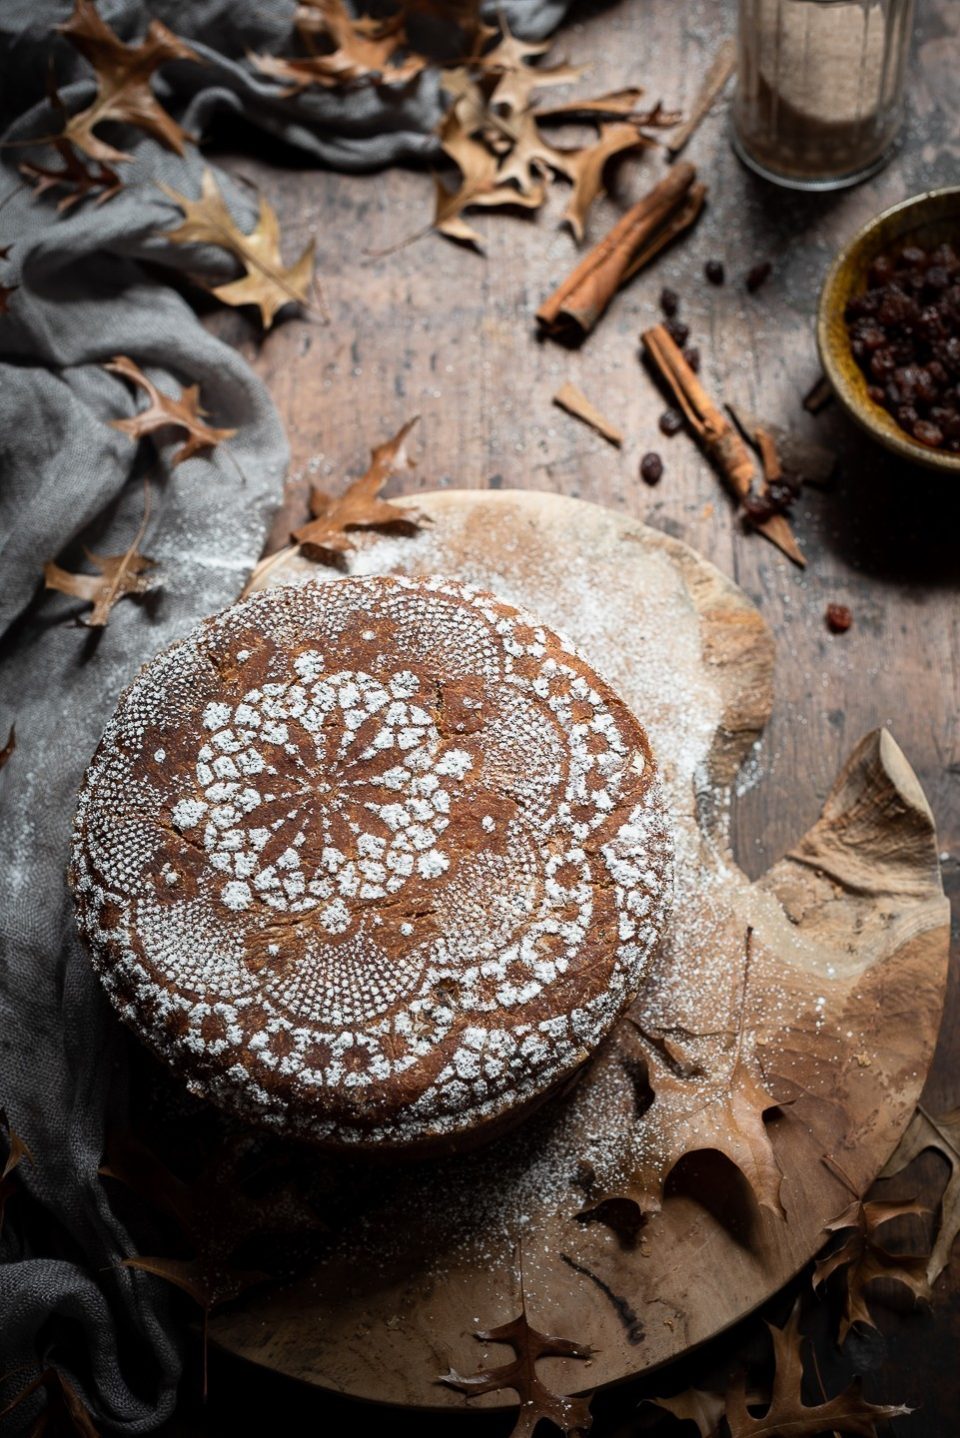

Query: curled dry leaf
813;1196;931;1342
57;0;201;165
554;122;655;243
881;1103;960;1284
723;1300;911;1437
537;91;681;126
160;169;317;330
21;137;122;212
43;487;159;628
0;1367;98;1438
294;416;424;557
252;0;424;94
105;355;237;466
101;1130;323;1320
434;106;544;249
244;417;425;594
440;1259;593;1438
0;1107;34;1237
647;1387;727;1437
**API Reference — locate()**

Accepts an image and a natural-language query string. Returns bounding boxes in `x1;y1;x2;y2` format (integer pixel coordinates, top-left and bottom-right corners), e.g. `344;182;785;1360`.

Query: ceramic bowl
817;187;960;474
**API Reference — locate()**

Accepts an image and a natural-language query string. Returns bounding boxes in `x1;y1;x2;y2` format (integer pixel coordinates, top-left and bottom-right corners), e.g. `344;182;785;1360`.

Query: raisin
660;287;679;317
825;604;853;634
659;408;684;436
913;419;944;447
665;318;690;347
705;259;725;285
640;452;663;485
746;261;772;293
683;345;701;372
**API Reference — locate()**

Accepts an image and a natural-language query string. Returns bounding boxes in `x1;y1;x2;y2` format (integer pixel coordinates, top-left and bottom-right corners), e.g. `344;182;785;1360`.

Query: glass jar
732;0;915;190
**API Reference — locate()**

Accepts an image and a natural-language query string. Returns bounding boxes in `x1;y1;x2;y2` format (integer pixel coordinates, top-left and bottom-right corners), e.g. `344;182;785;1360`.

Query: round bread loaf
72;576;672;1151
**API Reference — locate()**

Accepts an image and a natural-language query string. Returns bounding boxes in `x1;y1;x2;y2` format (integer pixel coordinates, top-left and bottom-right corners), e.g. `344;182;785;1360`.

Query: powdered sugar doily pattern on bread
72;576;673;1150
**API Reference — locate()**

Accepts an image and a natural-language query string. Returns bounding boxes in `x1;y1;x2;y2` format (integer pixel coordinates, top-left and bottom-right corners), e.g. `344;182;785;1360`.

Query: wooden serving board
210;490;950;1409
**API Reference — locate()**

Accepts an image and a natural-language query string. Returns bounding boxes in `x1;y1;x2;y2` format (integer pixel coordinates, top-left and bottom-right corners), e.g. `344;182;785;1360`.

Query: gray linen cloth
0;0;573;1429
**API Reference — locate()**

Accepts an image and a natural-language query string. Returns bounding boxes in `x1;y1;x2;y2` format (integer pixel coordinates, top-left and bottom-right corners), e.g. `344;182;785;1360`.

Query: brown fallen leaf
478;17;584;122
101;1130;321;1394
0;726;14;772
21;137;122;212
620;929;788;1218
813;1196;931;1342
57;0;201;165
881;1103;960;1285
647;1387;726;1437
667;37;737;157
293;416;424;558
160;169;317;330
433;105;545;249
553;382;623;446
105;355;237;466
439;1253;593;1438
723;1300;911;1437
244;417;425;595
0;1367;99;1437
0;1108;33;1237
555;122;655;243
44;487;159;628
252;0;424;94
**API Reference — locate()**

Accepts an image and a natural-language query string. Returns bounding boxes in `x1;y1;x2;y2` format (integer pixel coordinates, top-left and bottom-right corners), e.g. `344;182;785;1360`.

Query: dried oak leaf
252;0;424;93
554;122;655;243
160;169;317;329
44;490;158;628
57;0;201;165
647;1387;726;1437
440;1287;593;1438
477;19;583;121
0;1367;98;1438
881;1103;960;1284
813;1196;931;1341
723;1300;911;1437
536;91;681;126
105;355;236;465
101;1131;321;1318
0;1108;34;1236
21;137;122;212
618;1017;788;1219
293;416;424;558
434;105;545;249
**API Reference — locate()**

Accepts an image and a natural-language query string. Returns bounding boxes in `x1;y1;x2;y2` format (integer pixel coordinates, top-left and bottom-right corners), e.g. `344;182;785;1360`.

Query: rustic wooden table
165;0;960;1431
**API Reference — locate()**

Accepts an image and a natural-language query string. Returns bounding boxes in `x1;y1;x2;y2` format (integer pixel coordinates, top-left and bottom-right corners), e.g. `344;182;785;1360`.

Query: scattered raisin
683;345;701;372
660;287;679;317
658;407;684;436
825;604;853;634
640;452;664;485
664;318;690;347
705;259;725;285
746;261;772;293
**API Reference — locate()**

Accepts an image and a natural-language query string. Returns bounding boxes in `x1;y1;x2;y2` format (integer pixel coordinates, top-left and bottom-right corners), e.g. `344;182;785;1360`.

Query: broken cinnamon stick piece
667;38;737;157
537;163;703;340
553;382;623;446
640;324;806;567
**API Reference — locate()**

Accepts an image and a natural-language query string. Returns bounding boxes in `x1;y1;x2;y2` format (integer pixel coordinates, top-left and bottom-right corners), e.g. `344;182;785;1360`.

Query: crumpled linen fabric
0;0;574;1429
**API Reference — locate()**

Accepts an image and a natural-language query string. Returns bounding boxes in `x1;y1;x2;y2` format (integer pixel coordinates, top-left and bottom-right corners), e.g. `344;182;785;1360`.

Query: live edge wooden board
209;489;950;1410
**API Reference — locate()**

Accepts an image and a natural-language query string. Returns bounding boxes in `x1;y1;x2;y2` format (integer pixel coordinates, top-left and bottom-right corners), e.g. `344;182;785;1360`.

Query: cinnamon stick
641;324;806;568
537;162;703;340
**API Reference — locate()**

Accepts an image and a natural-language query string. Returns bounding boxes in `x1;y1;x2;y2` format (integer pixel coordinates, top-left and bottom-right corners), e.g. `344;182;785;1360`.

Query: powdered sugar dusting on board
72;574;672;1149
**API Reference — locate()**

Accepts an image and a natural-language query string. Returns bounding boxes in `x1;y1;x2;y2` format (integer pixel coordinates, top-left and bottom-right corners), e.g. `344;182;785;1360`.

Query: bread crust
71;576;672;1151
